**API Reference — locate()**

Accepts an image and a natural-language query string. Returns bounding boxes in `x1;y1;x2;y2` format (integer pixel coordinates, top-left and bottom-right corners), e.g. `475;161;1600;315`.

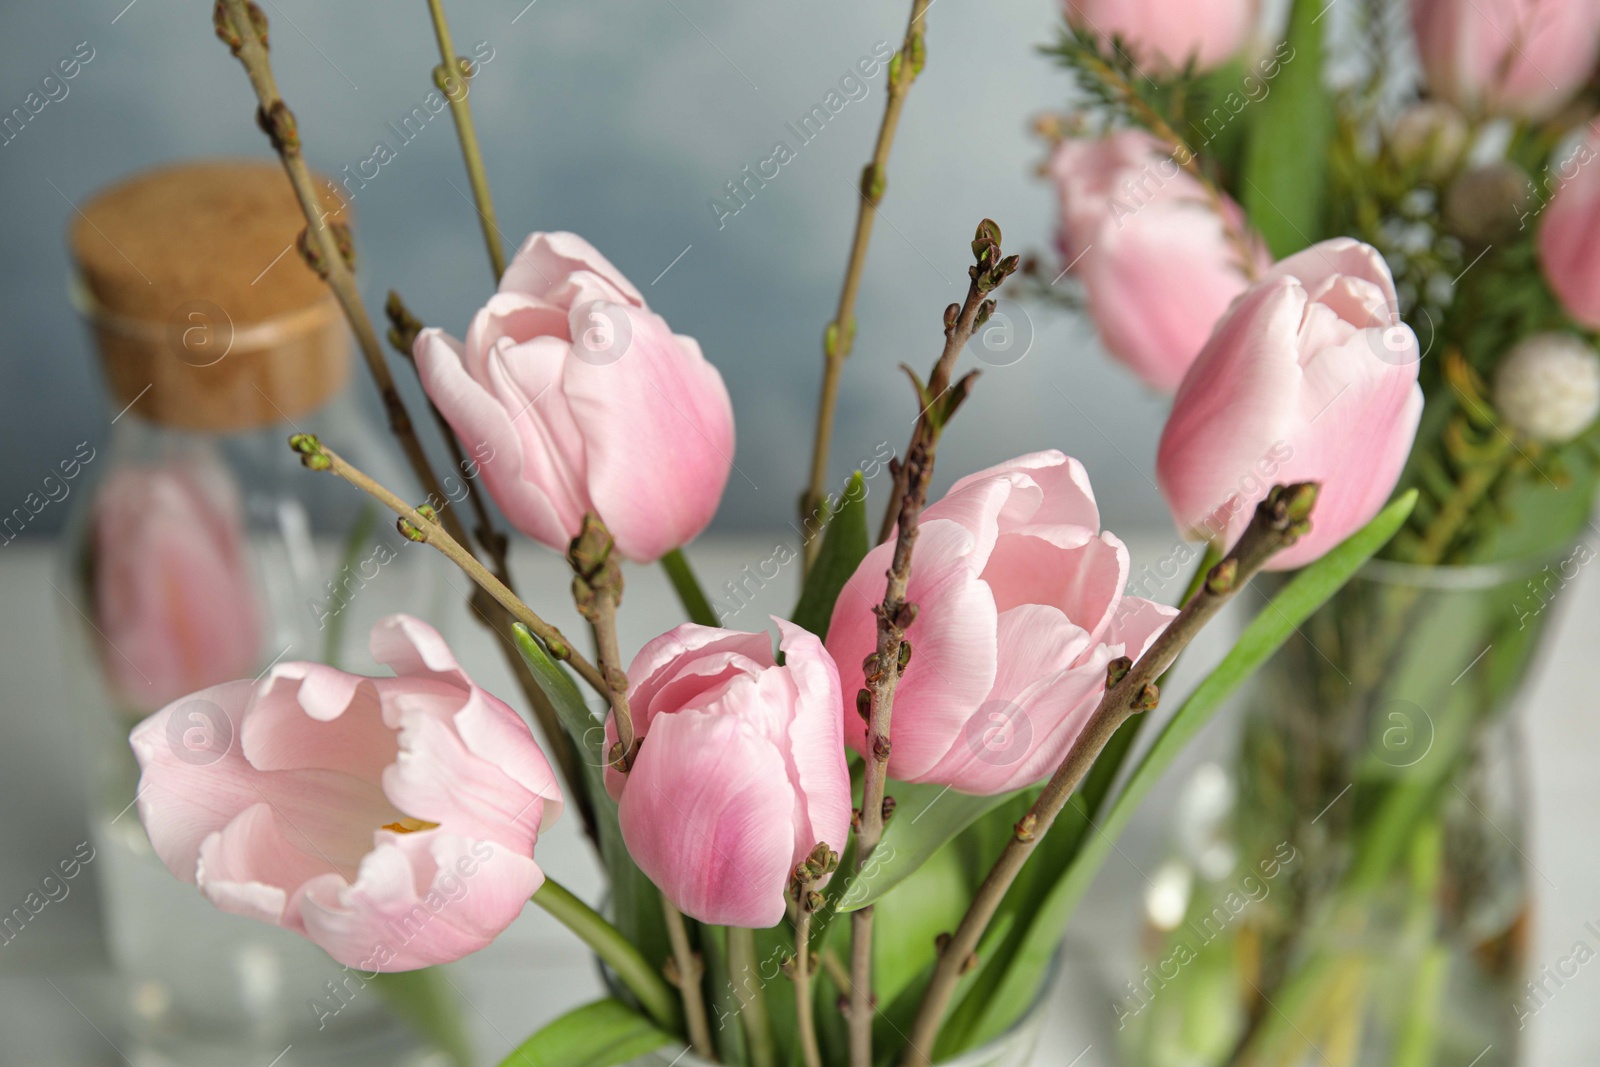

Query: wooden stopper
69;158;352;431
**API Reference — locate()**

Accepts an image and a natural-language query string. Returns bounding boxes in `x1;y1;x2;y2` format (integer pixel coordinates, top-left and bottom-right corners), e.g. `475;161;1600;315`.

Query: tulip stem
661;547;720;627
215;0;598;845
803;0;931;571
897;483;1322;1067
532;878;681;1032
422;0;506;281
660;898;717;1061
728;926;776;1067
851;227;1019;1067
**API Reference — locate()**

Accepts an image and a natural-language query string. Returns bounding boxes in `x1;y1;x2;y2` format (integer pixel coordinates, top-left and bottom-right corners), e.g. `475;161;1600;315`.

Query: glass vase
1116;550;1568;1067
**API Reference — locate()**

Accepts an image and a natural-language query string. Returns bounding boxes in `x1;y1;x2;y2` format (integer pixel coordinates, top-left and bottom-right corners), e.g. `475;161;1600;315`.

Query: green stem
424;0;506;281
661;547;720;628
531;878;680;1032
727;927;776;1067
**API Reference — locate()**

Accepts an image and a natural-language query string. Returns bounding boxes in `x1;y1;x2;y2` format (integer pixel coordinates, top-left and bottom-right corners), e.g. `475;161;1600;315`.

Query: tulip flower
1062;0;1259;73
1411;0;1600;119
826;452;1178;795
1157;238;1424;570
605;620;851;928
416;231;735;564
1540;134;1600;328
129;615;562;972
1052;131;1270;391
91;458;262;714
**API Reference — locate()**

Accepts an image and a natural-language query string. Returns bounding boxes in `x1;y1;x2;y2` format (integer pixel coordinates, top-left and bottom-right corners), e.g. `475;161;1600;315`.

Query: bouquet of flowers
107;2;1550;1065
1036;0;1600;1062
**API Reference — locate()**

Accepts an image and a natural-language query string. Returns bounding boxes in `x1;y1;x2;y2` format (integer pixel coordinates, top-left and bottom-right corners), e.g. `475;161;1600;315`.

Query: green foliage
1239;0;1333;256
791;471;871;640
495;998;674;1067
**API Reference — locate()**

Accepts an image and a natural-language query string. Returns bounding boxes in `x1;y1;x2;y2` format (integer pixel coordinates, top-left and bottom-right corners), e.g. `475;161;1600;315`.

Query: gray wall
0;0;1173;540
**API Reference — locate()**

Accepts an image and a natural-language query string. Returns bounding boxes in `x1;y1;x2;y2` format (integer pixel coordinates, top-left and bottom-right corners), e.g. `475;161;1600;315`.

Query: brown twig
803;0;931;569
849;222;1019;1067
214;1;596;842
788;845;835;1067
660;897;716;1061
287;435;609;697
422;0;506;280
568;515;638;771
896;483;1321;1067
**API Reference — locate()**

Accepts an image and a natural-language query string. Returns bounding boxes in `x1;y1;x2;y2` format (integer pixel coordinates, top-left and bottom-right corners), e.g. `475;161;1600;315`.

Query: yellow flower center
381;817;440;834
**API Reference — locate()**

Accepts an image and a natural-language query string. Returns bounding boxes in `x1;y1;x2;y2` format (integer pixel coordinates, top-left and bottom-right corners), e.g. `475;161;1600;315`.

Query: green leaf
496;998;675;1067
368;969;473;1067
835;781;1022;913
511;627;672;978
959;491;1419;1046
791;471;870;640
1240;0;1332;257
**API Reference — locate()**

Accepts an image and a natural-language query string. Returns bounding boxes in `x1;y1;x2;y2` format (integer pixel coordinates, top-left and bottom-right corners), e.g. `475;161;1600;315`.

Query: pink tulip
826;452;1178;795
1052;131;1270;391
1411;0;1600;119
1063;0;1259;73
1540;132;1600;327
91;458;262;714
1157;238;1424;570
129;615;562;972
605;620;851;928
416;231;735;563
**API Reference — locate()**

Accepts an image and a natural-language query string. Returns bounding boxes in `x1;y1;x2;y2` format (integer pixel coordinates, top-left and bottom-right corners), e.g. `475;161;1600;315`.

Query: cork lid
70;158;352;431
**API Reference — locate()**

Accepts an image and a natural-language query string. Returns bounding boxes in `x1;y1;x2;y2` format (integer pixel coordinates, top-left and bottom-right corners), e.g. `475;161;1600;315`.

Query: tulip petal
774;620;853;876
619;706;795;928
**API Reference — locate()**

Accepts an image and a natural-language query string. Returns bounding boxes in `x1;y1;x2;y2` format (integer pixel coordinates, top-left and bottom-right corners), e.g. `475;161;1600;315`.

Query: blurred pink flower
1540;132;1600;327
1063;0;1260;73
1412;0;1600;119
605;620;851;928
1157;238;1424;570
130;615;562;971
91;458;262;713
416;231;734;563
826;452;1177;795
1052;130;1269;391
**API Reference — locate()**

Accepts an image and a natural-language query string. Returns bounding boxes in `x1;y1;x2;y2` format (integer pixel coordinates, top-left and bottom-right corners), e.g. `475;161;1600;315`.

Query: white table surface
1;534;1596;1065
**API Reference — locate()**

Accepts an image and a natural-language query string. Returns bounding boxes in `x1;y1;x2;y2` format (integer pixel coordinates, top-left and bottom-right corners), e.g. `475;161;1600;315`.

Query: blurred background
0;0;1171;540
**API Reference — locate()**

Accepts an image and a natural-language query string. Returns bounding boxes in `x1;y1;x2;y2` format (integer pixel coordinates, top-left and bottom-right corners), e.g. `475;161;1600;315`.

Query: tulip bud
415;232;734;563
1156;239;1423;570
90;458;263;714
1062;0;1259;73
606;621;851;928
1539;130;1600;328
1494;333;1600;443
1050;130;1271;391
827;452;1179;794
1412;0;1600;120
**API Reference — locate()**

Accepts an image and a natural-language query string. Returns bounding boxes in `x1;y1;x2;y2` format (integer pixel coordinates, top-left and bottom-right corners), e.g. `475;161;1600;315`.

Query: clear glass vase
56;398;457;1066
1116;551;1565;1067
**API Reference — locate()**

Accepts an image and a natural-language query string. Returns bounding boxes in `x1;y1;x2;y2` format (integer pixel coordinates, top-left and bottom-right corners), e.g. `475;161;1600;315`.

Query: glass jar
1116;551;1565;1067
57;159;457;1066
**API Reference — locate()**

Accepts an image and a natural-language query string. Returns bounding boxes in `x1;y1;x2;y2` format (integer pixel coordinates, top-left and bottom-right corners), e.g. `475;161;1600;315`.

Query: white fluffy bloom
1494;333;1600;443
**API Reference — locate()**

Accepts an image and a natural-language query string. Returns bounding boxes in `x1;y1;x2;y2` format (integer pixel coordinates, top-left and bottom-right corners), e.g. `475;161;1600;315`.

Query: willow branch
289;435;608;693
660;898;716;1061
849;222;1018;1067
803;0;931;569
423;0;506;280
897;483;1322;1067
789;849;833;1067
568;515;638;771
